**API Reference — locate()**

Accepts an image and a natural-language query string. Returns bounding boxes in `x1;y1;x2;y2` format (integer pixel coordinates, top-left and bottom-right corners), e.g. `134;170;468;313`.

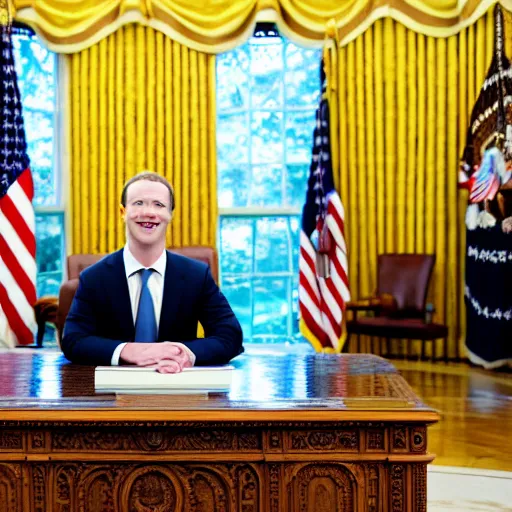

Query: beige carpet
428;466;512;511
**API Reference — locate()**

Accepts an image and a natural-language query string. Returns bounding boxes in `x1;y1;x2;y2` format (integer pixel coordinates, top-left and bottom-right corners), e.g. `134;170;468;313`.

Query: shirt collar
123;245;167;278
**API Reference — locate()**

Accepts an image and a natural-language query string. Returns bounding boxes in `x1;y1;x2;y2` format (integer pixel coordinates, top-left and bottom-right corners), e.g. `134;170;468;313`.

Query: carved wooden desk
0;351;439;511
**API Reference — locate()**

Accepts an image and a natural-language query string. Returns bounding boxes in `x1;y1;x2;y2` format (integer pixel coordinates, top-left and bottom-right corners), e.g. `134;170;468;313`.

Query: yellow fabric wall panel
69;24;217;255
328;9;500;359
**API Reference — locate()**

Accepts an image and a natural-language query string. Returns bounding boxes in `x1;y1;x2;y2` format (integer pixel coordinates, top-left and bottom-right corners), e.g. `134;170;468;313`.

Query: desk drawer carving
23;462;261;512
0;431;22;451
0;457;432;511
17;425;430;457
289;429;359;451
50;429;261;452
287;463;357;511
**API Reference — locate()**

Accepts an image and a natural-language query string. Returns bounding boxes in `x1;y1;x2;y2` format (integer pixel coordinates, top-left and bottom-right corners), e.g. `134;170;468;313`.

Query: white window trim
219;207;301;216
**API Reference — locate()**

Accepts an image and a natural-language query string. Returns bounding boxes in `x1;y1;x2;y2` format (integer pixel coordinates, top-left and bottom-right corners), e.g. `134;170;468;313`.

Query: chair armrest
56;278;80;345
346;298;382;311
346;294;397;319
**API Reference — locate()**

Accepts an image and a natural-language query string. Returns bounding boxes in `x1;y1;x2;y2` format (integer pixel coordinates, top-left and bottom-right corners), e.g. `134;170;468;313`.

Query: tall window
13;26;64;299
217;25;321;344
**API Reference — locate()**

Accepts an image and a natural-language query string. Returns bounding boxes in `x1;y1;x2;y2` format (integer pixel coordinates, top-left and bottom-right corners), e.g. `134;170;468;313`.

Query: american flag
298;67;350;352
0;24;36;347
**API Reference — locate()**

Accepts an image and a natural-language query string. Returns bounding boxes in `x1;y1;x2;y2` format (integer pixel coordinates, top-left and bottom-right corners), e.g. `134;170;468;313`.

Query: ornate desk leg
267;464;282;512
389;463;427;512
0;463;23;512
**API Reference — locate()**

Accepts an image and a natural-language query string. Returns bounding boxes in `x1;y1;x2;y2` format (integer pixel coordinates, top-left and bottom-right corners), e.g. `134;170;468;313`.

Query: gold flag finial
325;18;338;41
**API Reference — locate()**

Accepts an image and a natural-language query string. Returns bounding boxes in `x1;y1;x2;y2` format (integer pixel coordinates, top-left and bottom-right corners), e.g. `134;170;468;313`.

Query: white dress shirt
111;246;195;366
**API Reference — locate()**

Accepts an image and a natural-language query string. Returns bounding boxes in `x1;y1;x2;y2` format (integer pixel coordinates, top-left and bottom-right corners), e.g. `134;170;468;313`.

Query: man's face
122;180;172;247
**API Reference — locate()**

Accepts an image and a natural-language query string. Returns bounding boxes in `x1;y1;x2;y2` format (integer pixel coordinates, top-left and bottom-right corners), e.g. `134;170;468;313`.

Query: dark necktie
134;268;157;343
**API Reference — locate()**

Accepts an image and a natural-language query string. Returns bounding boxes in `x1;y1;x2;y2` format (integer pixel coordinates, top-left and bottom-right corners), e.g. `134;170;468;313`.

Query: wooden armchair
346;254;448;360
35;246;218;345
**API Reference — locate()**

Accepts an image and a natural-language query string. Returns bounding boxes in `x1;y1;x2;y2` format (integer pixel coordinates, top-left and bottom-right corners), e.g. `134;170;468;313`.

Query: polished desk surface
0;351;439;423
0;351;438;512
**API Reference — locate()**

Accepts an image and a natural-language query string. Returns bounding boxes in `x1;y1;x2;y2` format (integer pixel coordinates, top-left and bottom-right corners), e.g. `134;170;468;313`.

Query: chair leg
421;340;426;361
36;322;45;348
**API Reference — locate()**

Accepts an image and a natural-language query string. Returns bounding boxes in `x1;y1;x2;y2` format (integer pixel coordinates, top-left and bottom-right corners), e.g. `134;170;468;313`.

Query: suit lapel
106;249;135;340
158;251;183;341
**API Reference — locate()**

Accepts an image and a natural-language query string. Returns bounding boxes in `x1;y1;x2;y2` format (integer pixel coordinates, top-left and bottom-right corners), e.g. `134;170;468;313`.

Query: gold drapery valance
12;0;512;53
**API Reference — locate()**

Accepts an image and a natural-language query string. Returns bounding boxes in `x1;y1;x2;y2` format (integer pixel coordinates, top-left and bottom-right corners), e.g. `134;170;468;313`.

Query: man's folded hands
120;341;194;373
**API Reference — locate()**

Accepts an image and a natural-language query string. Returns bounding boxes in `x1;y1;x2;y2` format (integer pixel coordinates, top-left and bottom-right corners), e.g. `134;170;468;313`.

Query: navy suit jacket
61;249;243;366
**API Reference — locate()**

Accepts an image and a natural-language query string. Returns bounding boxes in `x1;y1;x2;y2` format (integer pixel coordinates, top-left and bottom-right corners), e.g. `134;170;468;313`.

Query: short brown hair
121;171;175;211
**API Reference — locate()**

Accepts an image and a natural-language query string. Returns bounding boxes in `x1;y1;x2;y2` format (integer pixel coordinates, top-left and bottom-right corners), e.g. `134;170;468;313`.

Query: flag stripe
0;185;35;256
320;289;342;336
299;287;324;329
299;274;321;309
0;256;36;330
0;282;33;345
0;208;37;278
326;213;347;254
300;299;326;345
299;257;321;304
0;235;36;305
330;252;350;291
320;279;342;323
7;172;35;231
321;310;341;349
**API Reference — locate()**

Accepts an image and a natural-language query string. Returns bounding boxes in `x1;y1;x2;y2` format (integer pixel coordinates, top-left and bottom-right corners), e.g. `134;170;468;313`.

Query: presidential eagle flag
459;3;512;210
0;21;36;347
298;59;350;353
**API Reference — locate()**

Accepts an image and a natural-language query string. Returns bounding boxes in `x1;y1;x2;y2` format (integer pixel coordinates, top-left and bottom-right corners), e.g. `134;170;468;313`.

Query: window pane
286;164;308;208
248;164;282;207
255;217;290;273
35;213;64;297
13;31;57;207
251;111;283;164
250;41;283;109
218;163;251;208
217;112;249;164
217;46;250;111
285;43;321;107
253;277;289;337
219;217;253;274
286;110;316;164
222;276;252;340
219;215;301;343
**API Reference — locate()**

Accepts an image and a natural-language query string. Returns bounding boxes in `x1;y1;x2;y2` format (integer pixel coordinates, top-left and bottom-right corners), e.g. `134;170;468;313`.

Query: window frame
216;28;321;344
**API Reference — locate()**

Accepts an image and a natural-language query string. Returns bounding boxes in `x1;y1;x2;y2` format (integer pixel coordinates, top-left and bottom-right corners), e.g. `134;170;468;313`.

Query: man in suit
62;171;243;372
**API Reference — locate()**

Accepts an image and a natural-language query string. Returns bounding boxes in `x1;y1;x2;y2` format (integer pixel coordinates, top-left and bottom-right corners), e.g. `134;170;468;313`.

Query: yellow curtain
326;8;504;359
69;24;217;254
14;0;509;53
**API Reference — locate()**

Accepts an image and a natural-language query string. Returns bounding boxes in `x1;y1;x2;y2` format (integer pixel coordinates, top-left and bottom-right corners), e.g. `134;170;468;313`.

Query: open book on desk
95;365;235;393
